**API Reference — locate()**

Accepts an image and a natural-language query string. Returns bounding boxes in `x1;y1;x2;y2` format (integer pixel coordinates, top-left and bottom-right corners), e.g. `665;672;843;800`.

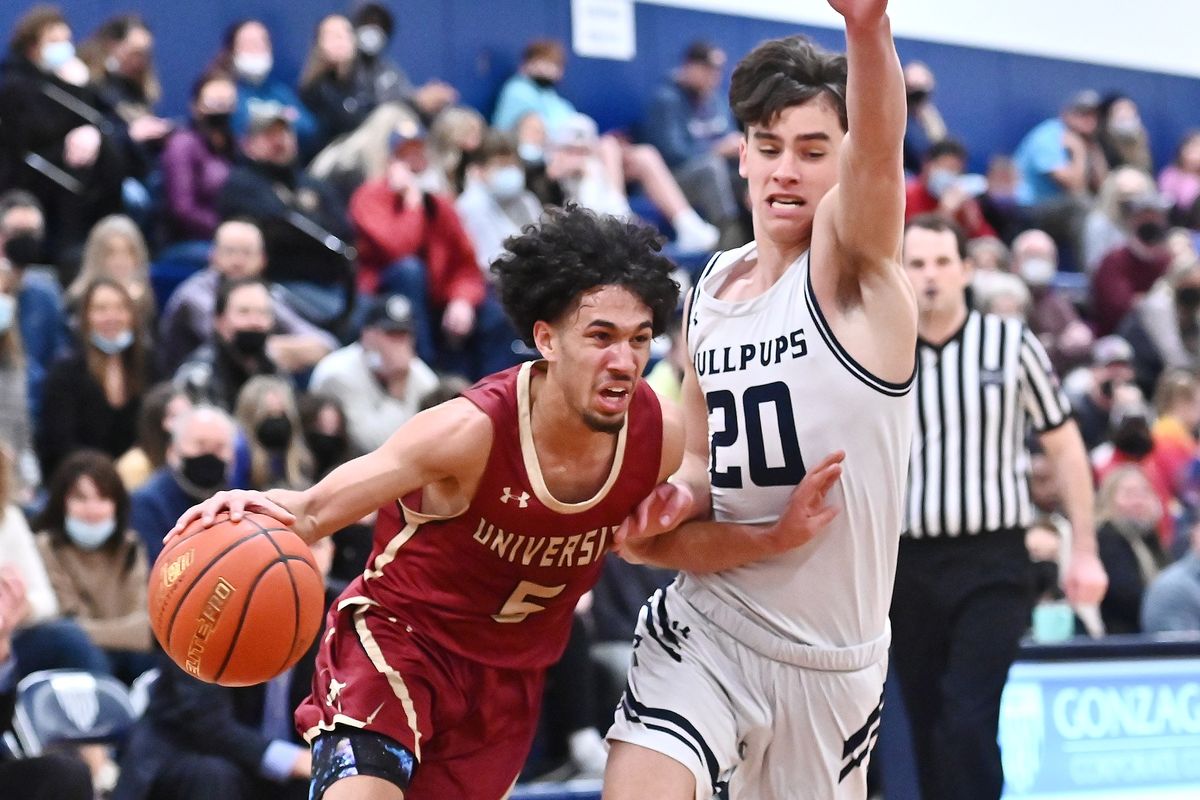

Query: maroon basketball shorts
296;596;545;798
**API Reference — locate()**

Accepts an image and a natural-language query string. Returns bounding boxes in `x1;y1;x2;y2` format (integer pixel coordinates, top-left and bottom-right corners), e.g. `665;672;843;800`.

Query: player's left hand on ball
1063;549;1108;606
764;451;845;554
613;481;695;553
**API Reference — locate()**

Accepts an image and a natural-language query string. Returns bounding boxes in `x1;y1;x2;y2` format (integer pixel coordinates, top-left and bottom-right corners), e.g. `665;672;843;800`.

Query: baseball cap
245;99;293;134
551;113;599;149
1067;89;1101;113
364;294;415;333
1092;335;1133;366
683;41;725;69
388;117;426;151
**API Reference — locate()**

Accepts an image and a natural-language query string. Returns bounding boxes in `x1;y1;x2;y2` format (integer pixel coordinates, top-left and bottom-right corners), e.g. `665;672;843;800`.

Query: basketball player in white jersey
603;1;916;798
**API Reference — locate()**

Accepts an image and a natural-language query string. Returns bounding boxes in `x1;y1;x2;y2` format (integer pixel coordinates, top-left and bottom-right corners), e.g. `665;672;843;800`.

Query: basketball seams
261;532;308;678
212;556;294;684
161;530;270;652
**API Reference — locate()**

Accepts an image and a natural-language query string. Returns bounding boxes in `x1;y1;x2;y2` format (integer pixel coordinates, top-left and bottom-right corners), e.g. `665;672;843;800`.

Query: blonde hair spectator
233;375;313;490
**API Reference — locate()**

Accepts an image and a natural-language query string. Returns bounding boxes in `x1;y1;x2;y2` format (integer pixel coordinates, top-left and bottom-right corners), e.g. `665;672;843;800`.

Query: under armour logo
500;487;530;508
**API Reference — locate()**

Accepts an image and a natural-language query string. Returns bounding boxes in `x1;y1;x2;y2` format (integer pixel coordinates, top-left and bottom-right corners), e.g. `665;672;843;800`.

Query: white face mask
0;293;15;333
364;348;384;372
234;53;273;83
356;25;386;56
487;165;526;200
64;516;116;550
40;40;75;72
1019;257;1057;288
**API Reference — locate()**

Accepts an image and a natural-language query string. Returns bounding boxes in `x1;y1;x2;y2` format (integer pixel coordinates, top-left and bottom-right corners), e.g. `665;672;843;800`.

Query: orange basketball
148;512;324;687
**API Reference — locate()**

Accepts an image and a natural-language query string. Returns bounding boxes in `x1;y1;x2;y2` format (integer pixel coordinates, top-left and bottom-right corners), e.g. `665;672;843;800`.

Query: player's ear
738;133;748;179
532;319;556;361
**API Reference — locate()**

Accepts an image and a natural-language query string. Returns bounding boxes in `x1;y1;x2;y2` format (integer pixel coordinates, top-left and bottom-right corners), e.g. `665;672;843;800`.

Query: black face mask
4;231;44;266
1099;379;1116;399
1177;286;1200;308
531;75;557;89
231;329;268;357
255;415;292;450
200;111;233;130
1135;220;1167;246
1112;422;1154;459
306;432;345;465
906;89;930;107
180;453;227;492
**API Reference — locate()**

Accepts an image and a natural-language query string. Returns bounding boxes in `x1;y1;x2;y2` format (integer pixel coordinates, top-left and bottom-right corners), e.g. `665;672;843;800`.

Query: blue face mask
90;329;134;355
517;143;544;165
0;294;14;334
64;516;116;550
488;165;526;200
40;40;75;72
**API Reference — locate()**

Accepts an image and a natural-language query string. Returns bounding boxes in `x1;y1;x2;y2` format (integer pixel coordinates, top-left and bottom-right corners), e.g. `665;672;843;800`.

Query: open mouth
596;385;630;413
767;194;806;209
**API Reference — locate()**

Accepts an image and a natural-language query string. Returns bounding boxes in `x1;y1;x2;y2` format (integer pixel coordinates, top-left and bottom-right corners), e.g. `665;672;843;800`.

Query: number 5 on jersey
708;381;806;488
493;580;566;623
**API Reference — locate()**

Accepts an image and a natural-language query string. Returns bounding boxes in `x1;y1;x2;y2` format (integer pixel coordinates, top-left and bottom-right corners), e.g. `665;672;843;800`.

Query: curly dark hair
492;206;679;346
729;35;848;133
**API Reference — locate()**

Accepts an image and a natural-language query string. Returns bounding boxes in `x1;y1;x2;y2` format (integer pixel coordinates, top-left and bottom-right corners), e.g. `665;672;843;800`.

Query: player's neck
754;233;809;282
918;303;969;346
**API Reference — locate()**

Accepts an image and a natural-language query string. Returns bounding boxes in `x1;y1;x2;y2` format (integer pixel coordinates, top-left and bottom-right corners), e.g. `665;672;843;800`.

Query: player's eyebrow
752;131;831;143
585;319;653;332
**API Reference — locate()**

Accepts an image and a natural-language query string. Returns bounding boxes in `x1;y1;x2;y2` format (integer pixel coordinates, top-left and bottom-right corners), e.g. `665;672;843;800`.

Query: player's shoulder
403;397;495;460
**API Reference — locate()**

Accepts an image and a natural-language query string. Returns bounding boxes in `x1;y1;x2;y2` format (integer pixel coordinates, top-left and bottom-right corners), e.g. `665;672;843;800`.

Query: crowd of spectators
0;2;1199;797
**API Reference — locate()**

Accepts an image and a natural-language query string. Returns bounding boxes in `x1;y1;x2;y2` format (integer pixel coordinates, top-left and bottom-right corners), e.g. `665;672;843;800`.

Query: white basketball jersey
682;242;914;650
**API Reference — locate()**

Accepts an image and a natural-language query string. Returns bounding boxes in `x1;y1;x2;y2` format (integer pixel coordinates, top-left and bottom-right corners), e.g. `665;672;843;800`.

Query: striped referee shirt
905;310;1072;538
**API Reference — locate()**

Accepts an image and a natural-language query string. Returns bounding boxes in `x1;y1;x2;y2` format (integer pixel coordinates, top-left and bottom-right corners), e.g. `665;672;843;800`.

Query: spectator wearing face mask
901;61;948;176
308;294;439;455
492;39;576;134
1093;465;1170;633
130;405;238;561
297;393;349;481
37;278;149;479
1082;167;1157;275
160;73;237;243
1093;389;1178;549
232;375;313;491
0;6;127;266
211;19;317;158
349;2;457;124
1013;229;1093;374
34;450;152;684
1096;94;1152;174
1090;191;1174;336
456;131;543;271
1070;335;1137;451
175;277;279;410
905;139;995;240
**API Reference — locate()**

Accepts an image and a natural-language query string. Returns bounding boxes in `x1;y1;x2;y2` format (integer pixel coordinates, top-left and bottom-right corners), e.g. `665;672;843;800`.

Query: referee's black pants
889;529;1034;800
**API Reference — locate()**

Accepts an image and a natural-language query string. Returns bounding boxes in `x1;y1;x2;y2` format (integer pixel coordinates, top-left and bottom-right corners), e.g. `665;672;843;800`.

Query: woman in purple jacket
160;73;236;242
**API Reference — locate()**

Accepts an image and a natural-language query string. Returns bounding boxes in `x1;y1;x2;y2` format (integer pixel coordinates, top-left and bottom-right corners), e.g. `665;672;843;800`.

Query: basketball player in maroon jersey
170;206;844;799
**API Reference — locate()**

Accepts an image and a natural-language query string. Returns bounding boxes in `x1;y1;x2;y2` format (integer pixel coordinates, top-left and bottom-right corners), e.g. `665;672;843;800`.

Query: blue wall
4;1;1198;171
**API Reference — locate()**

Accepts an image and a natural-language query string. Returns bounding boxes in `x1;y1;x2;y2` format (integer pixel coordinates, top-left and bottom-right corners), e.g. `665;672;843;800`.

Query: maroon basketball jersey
355;361;663;670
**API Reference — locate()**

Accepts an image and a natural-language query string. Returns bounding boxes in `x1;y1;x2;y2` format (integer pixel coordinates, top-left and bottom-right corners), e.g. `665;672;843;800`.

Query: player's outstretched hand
613;481;696;556
762;451;845;554
827;0;888;26
1063;549;1108;606
165;488;303;545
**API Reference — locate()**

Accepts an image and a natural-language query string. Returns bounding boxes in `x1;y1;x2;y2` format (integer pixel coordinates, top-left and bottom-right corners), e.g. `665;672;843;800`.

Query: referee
890;216;1108;800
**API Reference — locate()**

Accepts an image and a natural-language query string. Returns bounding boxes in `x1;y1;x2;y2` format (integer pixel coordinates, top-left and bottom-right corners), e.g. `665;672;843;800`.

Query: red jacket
349;180;485;307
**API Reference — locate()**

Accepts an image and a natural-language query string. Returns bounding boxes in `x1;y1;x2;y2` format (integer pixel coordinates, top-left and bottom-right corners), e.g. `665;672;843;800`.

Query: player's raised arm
170;398;492;544
826;0;906;268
